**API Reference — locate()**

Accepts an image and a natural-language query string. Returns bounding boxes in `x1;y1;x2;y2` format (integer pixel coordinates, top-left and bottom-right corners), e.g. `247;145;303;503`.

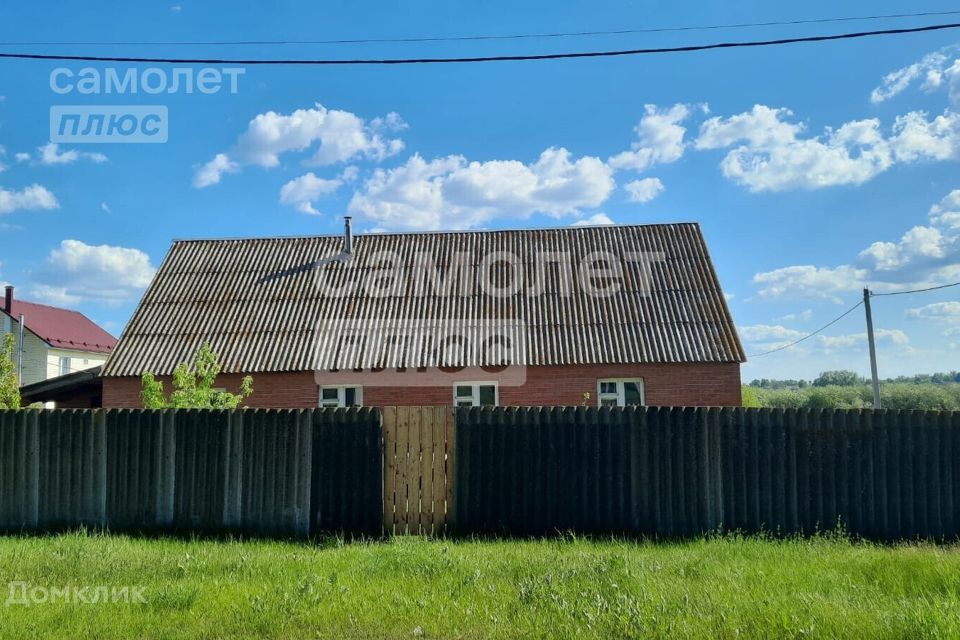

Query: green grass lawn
1;531;959;639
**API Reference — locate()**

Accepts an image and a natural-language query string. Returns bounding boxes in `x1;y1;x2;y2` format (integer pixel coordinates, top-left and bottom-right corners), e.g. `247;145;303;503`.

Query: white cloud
694;104;960;192
572;213;614;226
14;153;30;163
193;153;239;188
279;167;357;215
608;103;693;172
889;110;960;162
739;324;805;343
777;309;813;323
908;301;960;335
0;184;59;215
36;142;107;165
753;189;960;300
170;4;182;12
348;147;614;231
624;177;664;203
871;45;960;104
753;265;869;302
739;323;910;356
32;240;156;305
194;103;404;187
816;329;910;351
100;202;111;214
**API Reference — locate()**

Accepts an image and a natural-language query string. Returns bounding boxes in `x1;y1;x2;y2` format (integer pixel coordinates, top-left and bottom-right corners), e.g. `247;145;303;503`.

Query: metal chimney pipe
344;216;353;255
3;285;12;314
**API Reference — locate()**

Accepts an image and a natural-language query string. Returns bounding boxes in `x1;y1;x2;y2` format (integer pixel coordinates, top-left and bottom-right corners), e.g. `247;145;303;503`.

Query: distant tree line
743;369;960;410
749;369;960;389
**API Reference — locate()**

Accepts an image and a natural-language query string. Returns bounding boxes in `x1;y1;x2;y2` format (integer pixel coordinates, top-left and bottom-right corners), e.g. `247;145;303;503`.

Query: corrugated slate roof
3;299;117;354
102;223;744;376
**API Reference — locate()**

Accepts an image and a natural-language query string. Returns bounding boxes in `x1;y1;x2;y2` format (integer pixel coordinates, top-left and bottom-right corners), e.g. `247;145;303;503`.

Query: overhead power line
0;22;958;65
747;279;960;359
747;301;865;359
2;10;959;46
870;281;960;297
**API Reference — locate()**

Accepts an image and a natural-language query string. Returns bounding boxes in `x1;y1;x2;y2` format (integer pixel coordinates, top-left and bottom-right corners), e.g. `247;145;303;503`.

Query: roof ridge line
171;221;702;243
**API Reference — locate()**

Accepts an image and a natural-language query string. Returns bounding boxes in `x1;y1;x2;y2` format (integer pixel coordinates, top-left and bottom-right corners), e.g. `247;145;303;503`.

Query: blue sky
1;1;959;381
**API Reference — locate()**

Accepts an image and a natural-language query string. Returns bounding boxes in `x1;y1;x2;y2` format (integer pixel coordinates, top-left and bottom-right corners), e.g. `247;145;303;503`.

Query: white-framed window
59;356;71;376
597;378;645;407
453;382;498;407
320;385;363;408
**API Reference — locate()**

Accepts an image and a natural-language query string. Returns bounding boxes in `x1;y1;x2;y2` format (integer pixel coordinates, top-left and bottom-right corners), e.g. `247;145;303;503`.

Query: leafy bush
812;370;866;387
141;342;253;409
0;333;19;409
749;382;960;410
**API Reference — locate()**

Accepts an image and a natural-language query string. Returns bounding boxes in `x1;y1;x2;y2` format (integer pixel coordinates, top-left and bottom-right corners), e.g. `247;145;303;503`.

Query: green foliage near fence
749;383;960;410
0;334;19;410
141;342;253;409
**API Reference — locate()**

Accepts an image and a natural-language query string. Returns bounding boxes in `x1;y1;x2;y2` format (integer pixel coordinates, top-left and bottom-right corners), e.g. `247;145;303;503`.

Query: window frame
596;378;645;407
319;385;364;408
452;381;499;407
59;356;71;377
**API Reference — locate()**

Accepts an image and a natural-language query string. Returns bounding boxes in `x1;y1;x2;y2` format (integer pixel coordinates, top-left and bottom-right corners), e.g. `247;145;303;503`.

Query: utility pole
17;314;25;385
863;288;881;409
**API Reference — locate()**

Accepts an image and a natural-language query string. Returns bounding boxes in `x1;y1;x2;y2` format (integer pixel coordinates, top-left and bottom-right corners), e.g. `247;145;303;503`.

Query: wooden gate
382;406;455;535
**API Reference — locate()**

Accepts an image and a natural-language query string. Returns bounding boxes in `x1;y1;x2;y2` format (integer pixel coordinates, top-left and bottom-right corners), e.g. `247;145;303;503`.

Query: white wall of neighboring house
45;348;106;379
2;316;106;386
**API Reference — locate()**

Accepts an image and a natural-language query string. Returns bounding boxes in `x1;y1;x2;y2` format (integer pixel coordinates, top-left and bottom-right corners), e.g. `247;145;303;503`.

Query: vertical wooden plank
430;407;443;533
457;407;475;532
512;408;527;535
795;408;811;535
381;406;397;534
529;407;545;535
630;407;646;533
476;407;492;532
597;407;613;532
404;407;419;533
873;410;890;540
887;410;903;539
587;407;602;532
946;411;960;537
861;410;876;539
670;408;686;535
923;411;943;539
555;407;571;530
940;411;955;539
443;406;455;533
901;410;916;537
783;409;798;534
496;407;512;532
692;407;708;534
833;409;847;531
417;407;434;535
398;406;413;533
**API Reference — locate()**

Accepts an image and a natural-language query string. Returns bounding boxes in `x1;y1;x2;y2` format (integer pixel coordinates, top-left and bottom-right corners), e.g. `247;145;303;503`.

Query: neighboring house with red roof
1;285;117;386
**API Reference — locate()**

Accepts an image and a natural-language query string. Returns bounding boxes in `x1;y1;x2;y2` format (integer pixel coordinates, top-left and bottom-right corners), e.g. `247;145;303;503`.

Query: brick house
101;222;744;408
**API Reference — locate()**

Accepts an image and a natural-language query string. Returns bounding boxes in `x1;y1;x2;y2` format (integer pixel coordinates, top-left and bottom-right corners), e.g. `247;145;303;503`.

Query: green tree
141;342;253;409
741;385;762;408
813;370;865;387
0;333;20;409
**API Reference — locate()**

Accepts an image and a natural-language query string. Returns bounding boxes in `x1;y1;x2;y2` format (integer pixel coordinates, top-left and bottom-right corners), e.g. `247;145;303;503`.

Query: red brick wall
102;362;741;408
